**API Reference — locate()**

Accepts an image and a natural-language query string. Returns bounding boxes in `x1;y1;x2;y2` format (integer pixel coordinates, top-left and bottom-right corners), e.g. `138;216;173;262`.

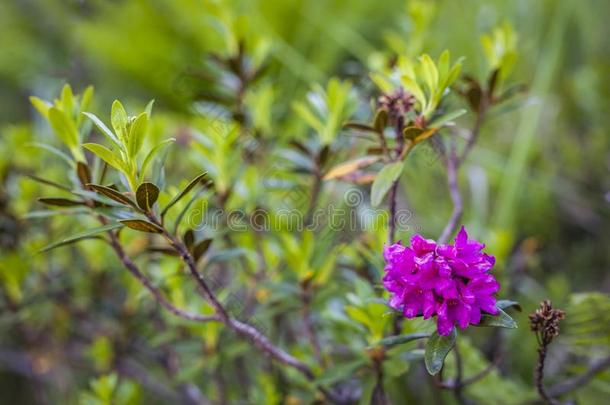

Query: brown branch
388;180;399;243
438;136;462;244
457;105;486;167
547;356;610;398
106;231;220;323
534;346;558;405
84;189;346;404
141;213;348;403
302;290;323;366
304;171;323;228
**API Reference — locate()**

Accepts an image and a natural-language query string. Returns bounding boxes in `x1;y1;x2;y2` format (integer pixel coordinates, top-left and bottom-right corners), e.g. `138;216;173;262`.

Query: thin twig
144;213;347;403
457;106;486;167
388;180;399;243
107;230;220;323
548;356;610;398
534;346;557;405
438;135;462;244
302;290;323;365
305;171;323;228
451;345;477;405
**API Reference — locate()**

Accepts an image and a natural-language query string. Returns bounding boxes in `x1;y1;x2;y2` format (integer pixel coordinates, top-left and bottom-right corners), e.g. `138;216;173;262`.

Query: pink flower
383;226;500;336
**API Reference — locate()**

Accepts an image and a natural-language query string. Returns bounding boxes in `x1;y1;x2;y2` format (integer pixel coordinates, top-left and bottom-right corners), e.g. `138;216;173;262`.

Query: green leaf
111;100;128;140
193;239;212;262
135;182;159;211
316;358;368;386
83;143;127;174
60;84;75;115
120;219;163;234
29;96;52;119
373;332;430;348
38;197;85;207
358;375;377;405
128;112;148;158
370;72;394;93
496;300;522;312
424;328;457;375
48;107;78;148
76;162;91;187
420;54;439;92
292;101;323;134
87;184;141;211
428;109;467;128
161;172;208;218
23;174;71;191
401;75;426;107
27;142;74;166
140;138;175;181
323;156;381;180
438;50;451;78
477;308;518;329
373;108;389;132
144;99;155;116
403;126;425;141
82;112;122;148
344;122;378;133
78;86;95;127
39;223;122;252
371;161;405;207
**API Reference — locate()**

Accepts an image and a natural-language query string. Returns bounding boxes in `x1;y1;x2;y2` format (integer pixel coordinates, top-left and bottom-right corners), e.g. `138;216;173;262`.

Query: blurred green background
0;0;608;404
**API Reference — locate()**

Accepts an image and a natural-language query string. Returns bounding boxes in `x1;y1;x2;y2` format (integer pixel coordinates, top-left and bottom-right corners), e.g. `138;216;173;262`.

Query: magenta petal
469;308;482;325
411;234;437;254
455;226;468;248
457;303;471;329
437;316;454;336
423;291;437;319
382;226;500;335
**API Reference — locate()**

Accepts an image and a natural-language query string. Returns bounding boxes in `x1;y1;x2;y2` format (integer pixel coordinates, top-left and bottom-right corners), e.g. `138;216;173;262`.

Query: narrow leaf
183;230;195;249
477;308;518;329
136;182;159;211
323;156;381;180
88;184;140;210
373;109;389;132
120;219;163;233
111;100;128;140
39;223;122;252
27;142;74;166
373;333;430;348
161;172;208;217
83;143;127;173
76;162;91;187
496;300;522;312
147;246;179;256
128;112;148;158
193;239;212;262
424;329;457;375
428;109;467;128
29;96;51;119
48;107;78;148
144;99;155;116
60;84;75;114
23;174;71;191
82;112;121;147
371;161;404;207
140;138;175;181
77;86;94;127
403;126;424;141
413;128;439;144
38;197;85;207
344;122;377;133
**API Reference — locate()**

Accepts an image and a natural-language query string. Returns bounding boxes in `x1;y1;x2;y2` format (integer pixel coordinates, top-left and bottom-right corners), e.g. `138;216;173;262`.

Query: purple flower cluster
383;227;500;336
